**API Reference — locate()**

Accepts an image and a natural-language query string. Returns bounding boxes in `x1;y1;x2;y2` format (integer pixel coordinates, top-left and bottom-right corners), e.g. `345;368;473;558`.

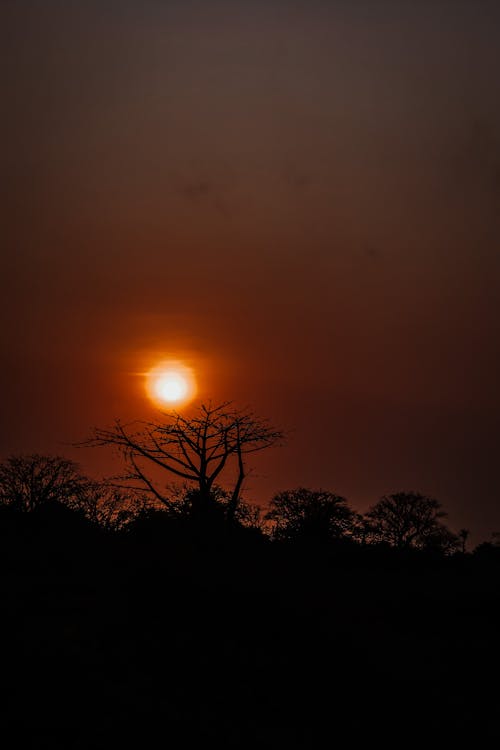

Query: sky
2;0;500;541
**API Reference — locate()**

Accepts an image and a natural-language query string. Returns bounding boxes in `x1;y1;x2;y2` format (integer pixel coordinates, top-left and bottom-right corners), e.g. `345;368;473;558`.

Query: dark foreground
1;508;499;748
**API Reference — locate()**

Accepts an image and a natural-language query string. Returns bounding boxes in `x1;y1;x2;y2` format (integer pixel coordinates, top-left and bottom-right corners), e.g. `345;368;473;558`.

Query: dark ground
1;509;499;748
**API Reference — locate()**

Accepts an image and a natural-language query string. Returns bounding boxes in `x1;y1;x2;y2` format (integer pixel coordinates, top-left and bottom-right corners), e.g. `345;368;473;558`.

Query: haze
2;0;500;541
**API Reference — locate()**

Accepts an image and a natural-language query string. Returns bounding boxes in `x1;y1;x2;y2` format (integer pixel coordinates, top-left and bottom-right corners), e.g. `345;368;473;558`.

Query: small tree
365;491;458;552
84;402;283;522
265;488;357;544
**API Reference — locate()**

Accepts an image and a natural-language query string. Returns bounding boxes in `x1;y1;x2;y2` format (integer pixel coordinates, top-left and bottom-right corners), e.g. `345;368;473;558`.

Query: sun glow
146;361;197;407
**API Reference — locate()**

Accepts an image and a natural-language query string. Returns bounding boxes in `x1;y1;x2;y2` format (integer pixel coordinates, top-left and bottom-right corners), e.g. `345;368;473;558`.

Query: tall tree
85;402;283;521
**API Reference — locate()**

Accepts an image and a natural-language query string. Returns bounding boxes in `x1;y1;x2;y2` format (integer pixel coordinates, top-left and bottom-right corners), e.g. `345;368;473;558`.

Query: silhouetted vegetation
365;491;460;552
265;487;360;545
0;454;92;512
1;445;499;746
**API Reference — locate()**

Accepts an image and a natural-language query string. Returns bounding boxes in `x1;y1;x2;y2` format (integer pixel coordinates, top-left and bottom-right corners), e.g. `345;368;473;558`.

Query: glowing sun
146;362;197;407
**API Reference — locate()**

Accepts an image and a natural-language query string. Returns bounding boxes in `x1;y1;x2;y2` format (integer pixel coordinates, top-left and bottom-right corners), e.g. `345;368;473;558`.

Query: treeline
2;453;500;746
1;453;499;561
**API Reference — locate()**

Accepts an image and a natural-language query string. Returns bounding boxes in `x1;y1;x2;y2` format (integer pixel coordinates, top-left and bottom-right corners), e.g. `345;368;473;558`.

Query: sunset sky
2;1;500;540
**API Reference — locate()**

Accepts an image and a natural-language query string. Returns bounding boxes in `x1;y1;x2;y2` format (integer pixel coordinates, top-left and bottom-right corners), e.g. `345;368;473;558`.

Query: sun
146;361;197;407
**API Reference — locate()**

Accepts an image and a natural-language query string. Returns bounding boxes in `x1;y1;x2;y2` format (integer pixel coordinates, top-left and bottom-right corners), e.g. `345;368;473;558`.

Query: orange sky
2;1;500;541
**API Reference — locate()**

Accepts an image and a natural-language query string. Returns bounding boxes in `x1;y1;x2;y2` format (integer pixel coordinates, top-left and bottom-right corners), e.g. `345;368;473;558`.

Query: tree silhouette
85;402;282;522
458;528;470;554
75;484;151;530
365;491;458;551
0;454;92;513
265;487;357;544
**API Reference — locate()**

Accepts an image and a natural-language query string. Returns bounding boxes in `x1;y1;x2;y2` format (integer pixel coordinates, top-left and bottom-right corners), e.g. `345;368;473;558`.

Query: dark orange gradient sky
2;1;500;540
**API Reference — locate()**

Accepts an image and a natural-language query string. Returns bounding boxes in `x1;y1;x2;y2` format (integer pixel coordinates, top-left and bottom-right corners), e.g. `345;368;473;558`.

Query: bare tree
84;402;283;522
365;491;458;552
